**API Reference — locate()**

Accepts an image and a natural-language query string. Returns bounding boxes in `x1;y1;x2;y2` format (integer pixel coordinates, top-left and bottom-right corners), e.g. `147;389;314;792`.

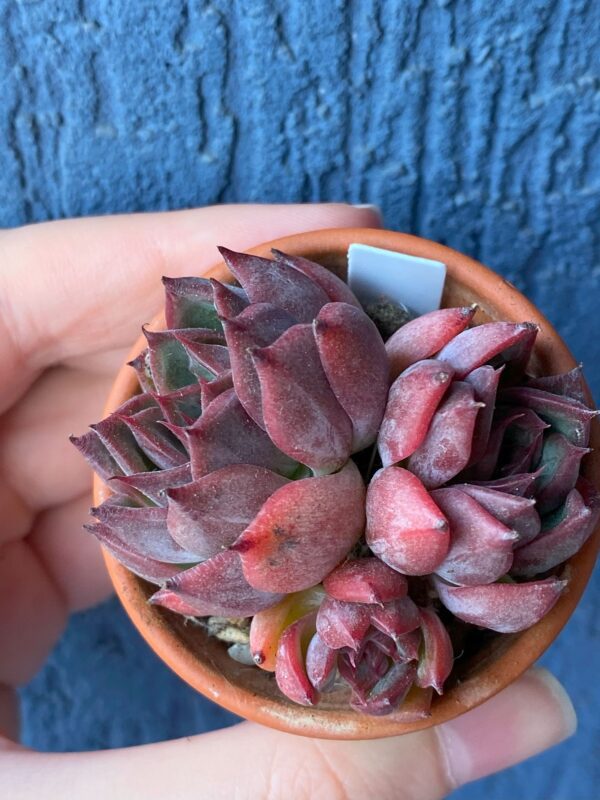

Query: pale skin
0;203;576;799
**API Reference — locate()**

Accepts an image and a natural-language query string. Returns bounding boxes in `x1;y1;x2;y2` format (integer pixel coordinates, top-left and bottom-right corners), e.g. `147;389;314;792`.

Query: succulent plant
74;246;599;718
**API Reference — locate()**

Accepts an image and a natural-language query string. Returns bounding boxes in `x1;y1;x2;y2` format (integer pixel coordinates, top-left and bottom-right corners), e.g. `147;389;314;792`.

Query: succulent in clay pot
74;228;600;738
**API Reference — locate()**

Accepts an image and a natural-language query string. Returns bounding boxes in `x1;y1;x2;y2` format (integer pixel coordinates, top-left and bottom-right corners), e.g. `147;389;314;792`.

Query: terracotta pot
94;228;599;739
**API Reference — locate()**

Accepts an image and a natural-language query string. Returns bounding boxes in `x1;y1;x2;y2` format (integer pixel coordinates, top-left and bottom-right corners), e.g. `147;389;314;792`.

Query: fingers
0;668;576;800
0;203;381;408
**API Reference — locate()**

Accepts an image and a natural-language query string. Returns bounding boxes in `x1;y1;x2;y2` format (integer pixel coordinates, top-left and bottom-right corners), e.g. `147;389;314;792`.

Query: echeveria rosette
73;246;599;719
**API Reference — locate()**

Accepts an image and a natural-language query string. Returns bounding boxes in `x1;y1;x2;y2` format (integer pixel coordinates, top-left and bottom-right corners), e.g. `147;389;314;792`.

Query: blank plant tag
347;243;447;315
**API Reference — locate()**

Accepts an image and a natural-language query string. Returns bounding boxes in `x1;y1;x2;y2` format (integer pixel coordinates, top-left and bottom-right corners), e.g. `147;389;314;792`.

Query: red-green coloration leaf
499;386;598;448
85;523;177;584
253;324;353;473
180;388;298;479
117;408;188;470
467;409;524;481
499;324;538;376
174;334;231;378
210;278;249;319
433;575;566;633
378;360;454;466
109;463;192;507
350;661;417;716
115;392;158;416
271;249;362;308
512;485;600;577
218;247;329;323
534;432;590;514
91;501;198;563
90;415;152;475
339;643;389;701
416;607;453;694
166;465;289;559
472;472;540;497
369;596;421;640
526;365;588;405
162;276;223;331
366;466;449;575
221;303;296;427
432;487;517;585
408;382;483;488
150;550;283;617
395;630;422;662
128;350;155;392
70;430;124;481
199;371;234;411
386;306;476;379
153;385;203;427
249;587;325;671
316;598;371;650
306;633;338;692
456;484;540;546
275;611;320;706
323;558;408;605
465;365;503;466
436;322;538;379
233;461;365;592
315;302;389;451
363;629;400;661
144;327;225;393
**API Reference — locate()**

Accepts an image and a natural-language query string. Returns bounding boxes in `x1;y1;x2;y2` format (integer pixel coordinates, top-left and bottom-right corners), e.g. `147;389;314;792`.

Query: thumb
0;668;576;800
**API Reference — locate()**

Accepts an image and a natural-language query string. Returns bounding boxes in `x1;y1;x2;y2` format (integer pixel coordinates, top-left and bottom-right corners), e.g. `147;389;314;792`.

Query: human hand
0;204;576;799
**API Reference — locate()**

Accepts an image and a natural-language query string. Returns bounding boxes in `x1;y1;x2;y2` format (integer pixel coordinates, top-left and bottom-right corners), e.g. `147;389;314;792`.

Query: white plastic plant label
347;243;447;315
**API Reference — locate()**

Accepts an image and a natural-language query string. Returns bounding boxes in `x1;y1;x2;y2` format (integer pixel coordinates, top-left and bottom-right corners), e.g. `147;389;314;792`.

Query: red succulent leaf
85;523;178;584
464;365;504;466
526;365;588;406
338;644;388;701
466;408;524;481
499;386;598;448
221;302;296;427
199;370;234;411
378;359;454;465
271;249;362;308
218;247;329;323
306;633;338;691
512;484;600;578
144;327;225;393
534;432;590;514
114;393;158;416
415;606;453;694
456;484;540;545
395;630;422;662
314;302;389;451
471;471;540;497
210;278;249;319
166;464;289;559
275;611;320;706
436;322;538;379
433;575;566;633
180;388;298;479
323;557;408;605
369;596;421;640
174;334;231;378
91;501;198;563
349;660;417;716
386;306;476;379
249;587;325;671
109;463;192;507
232;460;365;592
150;550;283;617
363;629;400;661
498;409;549;476
431;487;517;585
70;430;124;481
152;384;203;426
128;350;155;392
408;382;483;488
90;414;152;475
366;466;449;575
116;408;188;470
316;597;371;650
162;276;222;331
252;324;353;474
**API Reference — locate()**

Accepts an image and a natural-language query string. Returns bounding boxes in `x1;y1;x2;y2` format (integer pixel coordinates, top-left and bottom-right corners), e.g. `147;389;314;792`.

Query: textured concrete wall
2;0;599;797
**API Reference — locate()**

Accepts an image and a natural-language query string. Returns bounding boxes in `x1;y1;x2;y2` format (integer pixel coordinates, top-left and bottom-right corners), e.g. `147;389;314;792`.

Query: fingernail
352;203;382;220
436;667;577;788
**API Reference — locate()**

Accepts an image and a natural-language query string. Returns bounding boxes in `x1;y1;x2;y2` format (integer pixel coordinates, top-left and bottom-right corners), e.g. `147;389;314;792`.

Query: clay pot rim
94;227;599;740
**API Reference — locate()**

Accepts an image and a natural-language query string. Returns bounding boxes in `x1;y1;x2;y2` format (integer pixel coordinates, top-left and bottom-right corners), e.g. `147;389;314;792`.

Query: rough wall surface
2;0;598;797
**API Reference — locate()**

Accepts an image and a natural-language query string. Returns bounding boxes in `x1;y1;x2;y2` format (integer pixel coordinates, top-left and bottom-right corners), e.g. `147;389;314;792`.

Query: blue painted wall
3;0;598;796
